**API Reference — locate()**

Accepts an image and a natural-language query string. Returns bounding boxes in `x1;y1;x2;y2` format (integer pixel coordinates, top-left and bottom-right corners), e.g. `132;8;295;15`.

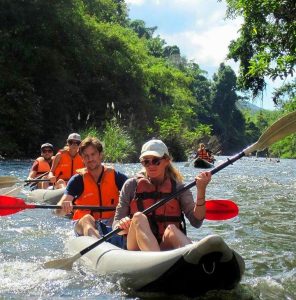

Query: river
0;157;295;299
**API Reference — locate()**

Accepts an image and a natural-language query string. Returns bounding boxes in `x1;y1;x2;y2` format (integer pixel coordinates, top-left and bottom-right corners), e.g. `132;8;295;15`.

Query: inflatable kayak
194;158;214;169
67;234;245;297
27;188;65;204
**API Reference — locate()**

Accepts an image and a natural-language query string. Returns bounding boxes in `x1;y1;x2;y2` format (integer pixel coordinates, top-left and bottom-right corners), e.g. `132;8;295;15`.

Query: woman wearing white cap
113;139;211;251
48;133;84;188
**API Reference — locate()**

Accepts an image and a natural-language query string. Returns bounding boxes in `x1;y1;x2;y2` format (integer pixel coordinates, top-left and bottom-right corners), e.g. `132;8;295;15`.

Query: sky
126;0;279;110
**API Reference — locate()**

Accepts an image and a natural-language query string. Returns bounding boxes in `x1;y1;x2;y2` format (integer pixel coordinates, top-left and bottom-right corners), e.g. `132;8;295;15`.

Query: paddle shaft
24;171;50;187
0;204;116;211
23;179;49;183
0;179;50;186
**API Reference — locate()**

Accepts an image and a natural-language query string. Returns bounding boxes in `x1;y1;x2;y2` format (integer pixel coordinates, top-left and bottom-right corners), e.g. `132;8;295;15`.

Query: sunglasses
68;140;81;146
42;149;53;153
140;157;164;167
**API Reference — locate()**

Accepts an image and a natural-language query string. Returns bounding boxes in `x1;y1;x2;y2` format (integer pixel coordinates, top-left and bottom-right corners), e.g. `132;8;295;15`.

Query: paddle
0;195;116;216
24;171;50;187
44;110;296;270
0;177;50;188
0;172;50;194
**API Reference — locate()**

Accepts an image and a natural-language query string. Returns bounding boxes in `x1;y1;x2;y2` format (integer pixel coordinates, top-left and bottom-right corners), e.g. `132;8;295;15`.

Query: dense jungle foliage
0;0;295;161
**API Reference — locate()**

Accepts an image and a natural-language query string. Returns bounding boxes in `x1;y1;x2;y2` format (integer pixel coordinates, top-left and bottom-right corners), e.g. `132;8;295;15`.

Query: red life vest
198;149;210;161
73;167;119;220
54;150;84;181
35;157;54;175
130;176;185;243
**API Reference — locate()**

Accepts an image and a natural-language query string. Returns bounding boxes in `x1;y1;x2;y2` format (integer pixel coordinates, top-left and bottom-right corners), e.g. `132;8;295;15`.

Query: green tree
129;19;157;39
184;62;213;126
0;0;150;155
223;0;296;98
210;63;246;153
83;0;128;25
0;80;42;157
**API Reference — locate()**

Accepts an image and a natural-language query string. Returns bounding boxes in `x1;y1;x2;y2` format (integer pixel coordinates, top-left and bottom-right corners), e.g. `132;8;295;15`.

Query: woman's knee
161;224;190;250
131;212;149;228
163;224;179;238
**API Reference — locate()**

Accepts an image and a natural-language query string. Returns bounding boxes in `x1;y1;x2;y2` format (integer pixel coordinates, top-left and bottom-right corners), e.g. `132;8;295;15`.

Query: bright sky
126;0;278;110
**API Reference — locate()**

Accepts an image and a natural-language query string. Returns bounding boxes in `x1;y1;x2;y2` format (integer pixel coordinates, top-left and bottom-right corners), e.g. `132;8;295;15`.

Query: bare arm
27;170;37;180
179;171;211;227
193;171;211;220
112;178;137;234
27;160;39;180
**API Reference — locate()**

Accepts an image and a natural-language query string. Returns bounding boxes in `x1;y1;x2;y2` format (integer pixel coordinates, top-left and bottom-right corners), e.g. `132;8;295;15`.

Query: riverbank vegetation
0;0;295;160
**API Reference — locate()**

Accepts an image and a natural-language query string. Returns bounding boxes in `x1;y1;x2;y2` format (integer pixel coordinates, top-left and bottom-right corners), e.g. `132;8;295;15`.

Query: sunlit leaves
224;0;296;97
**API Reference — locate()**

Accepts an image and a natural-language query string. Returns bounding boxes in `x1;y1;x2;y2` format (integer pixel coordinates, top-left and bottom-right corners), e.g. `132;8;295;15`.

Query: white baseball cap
41;143;54;150
139;139;169;159
67;133;81;141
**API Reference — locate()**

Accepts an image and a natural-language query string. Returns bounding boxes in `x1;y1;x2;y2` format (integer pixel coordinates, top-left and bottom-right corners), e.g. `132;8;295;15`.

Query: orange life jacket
53;150;84;181
130;176;185;243
72;167;119;220
35;157;54;175
198;149;210;161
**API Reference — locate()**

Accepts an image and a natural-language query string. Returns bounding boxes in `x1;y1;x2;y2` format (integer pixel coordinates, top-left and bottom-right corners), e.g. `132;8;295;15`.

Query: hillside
236;100;267;114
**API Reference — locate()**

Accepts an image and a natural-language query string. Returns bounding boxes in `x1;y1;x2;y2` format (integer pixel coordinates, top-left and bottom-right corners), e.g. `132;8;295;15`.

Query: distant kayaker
27;143;55;189
48;133;84;188
114;139;211;251
55;136;128;248
205;149;215;164
195;143;211;162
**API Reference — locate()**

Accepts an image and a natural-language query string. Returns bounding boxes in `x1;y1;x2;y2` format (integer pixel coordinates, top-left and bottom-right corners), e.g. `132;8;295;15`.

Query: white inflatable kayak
27;188;65;204
67;234;245;297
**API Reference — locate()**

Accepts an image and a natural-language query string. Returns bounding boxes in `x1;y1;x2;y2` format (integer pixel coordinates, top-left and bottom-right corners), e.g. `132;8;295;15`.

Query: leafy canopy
223;0;296;97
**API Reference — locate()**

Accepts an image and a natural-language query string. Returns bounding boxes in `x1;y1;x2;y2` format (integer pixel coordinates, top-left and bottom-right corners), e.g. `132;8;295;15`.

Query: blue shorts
73;219;124;249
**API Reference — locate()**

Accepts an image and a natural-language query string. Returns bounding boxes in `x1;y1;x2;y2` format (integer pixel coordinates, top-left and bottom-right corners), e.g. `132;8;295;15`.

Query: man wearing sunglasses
48;133;84;189
55;136;128;248
27;143;55;189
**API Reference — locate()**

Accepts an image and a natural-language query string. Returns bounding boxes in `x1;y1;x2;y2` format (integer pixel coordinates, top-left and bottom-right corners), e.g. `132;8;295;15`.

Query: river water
0;157;295;300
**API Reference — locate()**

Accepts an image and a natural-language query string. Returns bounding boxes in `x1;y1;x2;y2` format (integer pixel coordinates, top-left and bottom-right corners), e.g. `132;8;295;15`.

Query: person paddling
114;139;211;251
55;137;128;248
48;133;84;188
27;143;55;189
195;143;211;162
205;149;215;164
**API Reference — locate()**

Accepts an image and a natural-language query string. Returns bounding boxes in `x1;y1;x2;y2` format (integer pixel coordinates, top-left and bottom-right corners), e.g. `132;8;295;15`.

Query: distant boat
193;158;214;169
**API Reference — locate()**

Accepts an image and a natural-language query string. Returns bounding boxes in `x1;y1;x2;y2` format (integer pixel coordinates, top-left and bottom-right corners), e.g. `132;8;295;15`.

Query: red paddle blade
205;199;239;220
0;195;29;216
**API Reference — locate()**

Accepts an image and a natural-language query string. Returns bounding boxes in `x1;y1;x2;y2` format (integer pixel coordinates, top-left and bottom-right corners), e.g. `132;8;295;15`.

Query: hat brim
41;144;54;150
139;151;164;159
